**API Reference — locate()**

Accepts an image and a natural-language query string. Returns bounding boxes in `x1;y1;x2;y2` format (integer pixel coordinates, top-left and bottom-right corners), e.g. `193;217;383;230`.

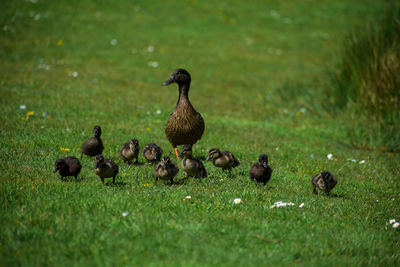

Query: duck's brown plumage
81;125;104;158
162;69;205;151
153;156;179;185
249;154;272;186
53;156;82;180
94;154;119;184
312;171;337;195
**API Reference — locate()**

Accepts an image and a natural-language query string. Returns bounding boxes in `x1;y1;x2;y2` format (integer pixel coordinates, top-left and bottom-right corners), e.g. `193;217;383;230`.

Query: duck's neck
177;82;190;106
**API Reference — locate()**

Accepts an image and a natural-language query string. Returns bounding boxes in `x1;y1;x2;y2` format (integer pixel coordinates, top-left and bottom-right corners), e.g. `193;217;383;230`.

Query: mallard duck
206;148;240;171
81;125;104;159
162;69;205;160
120;138;140;164
178;144;207;178
153;156;179;185
53;156;82;180
142;143;162;162
312;171;337;195
249;154;272;186
94;154;119;184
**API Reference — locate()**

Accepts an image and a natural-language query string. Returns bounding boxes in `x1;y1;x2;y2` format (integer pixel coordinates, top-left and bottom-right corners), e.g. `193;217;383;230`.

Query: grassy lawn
1;0;399;266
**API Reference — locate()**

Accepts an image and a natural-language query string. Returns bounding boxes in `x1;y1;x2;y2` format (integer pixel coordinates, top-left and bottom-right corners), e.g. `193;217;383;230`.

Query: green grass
1;0;399;266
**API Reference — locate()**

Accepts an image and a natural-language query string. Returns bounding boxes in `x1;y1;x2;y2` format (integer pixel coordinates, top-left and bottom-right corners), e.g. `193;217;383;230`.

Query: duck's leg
174;147;180;160
313;187;318;194
113;175;116;184
154;177;158;185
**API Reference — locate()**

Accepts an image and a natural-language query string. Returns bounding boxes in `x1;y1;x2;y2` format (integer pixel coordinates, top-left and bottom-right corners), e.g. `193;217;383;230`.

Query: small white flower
185;195;191;200
327;154;333;160
299;203;305;208
392;198;395;201
147;45;154;52
155;109;161;115
347;158;357;162
20;105;26;110
111;39;118;46
148;61;159;68
275;147;279;151
376;200;379;202
34;14;41;20
42;112;47;117
270;10;279;18
393;222;399;228
66;127;70;132
389;219;396;224
359;160;365;164
310;154;315;159
233;198;242;204
41;125;44;128
300;108;306;113
122;211;129;217
69;71;78;78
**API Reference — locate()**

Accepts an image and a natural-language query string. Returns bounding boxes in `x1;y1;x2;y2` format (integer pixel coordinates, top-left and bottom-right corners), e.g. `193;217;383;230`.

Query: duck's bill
262;162;268;168
53;167;58;173
94;163;99;169
178;152;183;158
205;156;210;161
162;76;174;86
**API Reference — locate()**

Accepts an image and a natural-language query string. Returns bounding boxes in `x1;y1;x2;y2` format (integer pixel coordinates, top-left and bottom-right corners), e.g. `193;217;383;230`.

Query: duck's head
160;156;172;169
94;154;105;169
258;154;269;168
162;69;191;86
53;158;67;173
151;146;161;160
129;139;139;152
178;144;192;158
206;148;221;161
321;171;334;183
93;125;102;138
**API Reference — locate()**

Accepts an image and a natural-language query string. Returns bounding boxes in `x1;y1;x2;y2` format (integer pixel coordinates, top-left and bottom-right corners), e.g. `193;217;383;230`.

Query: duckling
206;148;240;171
53;156;82;180
81;125;104;159
249;154;272;186
153;156;179;185
120;138;140;164
178;144;207;178
162;69;205;160
94;154;119;184
142;143;162;162
312;171;337;195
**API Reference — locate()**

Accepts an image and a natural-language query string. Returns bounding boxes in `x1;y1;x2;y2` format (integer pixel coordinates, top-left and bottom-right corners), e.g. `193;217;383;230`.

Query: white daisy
389;219;396;224
299;203;305;208
233;198;242;204
122;211;129;217
393;222;399;228
327;154;333;160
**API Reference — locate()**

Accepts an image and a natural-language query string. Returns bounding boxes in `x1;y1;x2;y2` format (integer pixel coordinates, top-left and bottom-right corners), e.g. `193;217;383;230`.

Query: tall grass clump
331;3;400;151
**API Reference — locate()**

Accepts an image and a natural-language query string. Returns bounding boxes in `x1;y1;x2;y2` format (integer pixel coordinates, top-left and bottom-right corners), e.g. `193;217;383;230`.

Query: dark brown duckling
81;125;104;159
178;144;207;178
53;156;82;180
162;69;205;160
249;154;272;186
312;171;337;195
94;154;119;184
142;143;162;162
120;138;140;164
206;148;240;171
153;156;179;185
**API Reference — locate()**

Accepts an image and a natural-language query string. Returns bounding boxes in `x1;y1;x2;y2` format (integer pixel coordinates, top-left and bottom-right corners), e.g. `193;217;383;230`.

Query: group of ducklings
53;125;337;194
53;68;337;194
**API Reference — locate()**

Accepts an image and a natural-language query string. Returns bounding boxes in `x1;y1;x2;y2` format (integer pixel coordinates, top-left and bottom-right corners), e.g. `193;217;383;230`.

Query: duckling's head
162;69;191;86
94;154;104;169
129;139;139;152
53;159;67;173
160;156;172;169
206;148;221;161
93;125;102;138
258;154;269;168
321;171;334;183
178;144;192;158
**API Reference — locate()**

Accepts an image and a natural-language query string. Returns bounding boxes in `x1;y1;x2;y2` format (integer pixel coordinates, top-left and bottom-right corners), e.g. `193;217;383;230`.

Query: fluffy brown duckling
312;171;337;195
178;144;207;178
53;156;82;180
94;154;119;184
153;156;179;185
81;125;104;159
120;138;140;164
142;143;162;162
162;69;205;160
206;148;240;171
249;154;272;186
